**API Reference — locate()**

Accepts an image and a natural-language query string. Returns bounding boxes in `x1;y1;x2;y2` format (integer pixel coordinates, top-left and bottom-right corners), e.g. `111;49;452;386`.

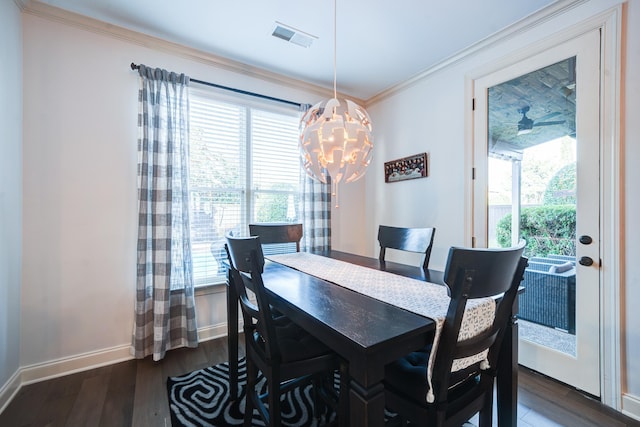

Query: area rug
167;357;338;426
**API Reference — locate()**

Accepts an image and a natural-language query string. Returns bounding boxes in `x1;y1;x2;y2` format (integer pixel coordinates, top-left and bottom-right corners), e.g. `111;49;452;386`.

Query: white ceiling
33;0;559;100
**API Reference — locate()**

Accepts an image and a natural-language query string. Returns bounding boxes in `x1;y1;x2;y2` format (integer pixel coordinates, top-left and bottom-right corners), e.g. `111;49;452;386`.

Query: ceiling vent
272;22;317;48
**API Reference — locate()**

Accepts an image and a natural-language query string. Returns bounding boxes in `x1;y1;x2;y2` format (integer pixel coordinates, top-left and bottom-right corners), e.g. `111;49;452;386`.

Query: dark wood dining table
226;250;519;427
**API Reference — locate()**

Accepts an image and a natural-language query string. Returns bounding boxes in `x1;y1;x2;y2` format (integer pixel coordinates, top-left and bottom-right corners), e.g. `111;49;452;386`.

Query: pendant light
299;0;373;207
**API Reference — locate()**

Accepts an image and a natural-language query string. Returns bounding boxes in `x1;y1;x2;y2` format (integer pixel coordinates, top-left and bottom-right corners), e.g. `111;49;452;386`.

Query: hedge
496;205;576;257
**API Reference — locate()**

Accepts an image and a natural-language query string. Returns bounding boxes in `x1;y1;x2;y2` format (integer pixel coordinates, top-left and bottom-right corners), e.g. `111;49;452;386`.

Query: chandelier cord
298;0;373;208
333;0;337;99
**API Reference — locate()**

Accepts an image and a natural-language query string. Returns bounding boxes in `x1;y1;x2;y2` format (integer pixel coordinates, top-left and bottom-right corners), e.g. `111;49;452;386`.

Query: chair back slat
225;234;265;274
249;223;303;254
443;243;524;298
377;225;436;269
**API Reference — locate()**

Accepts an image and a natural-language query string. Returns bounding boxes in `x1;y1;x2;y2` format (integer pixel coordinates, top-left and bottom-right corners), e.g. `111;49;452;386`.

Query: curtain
300;174;332;252
132;64;198;361
298;103;332;252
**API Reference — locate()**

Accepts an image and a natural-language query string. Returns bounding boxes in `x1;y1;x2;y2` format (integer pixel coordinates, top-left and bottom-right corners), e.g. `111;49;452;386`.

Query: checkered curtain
300;174;332;251
299;103;332;252
132;65;198;361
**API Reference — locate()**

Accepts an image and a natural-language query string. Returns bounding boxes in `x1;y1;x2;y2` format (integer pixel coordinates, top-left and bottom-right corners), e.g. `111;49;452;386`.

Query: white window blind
188;87;302;286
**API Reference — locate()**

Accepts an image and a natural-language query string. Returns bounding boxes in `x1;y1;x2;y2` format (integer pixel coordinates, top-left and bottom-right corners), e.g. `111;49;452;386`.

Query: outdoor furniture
528;256;569;265
519;256;576;334
546;254;577;263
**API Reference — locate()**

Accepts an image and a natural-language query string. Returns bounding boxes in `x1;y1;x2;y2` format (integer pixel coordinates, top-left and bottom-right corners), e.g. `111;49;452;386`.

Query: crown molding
14;0;29;10
21;1;355;104
19;0;584;107
366;0;589;105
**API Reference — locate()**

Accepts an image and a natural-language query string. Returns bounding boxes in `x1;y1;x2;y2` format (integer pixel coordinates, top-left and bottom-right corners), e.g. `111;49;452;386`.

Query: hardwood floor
1;336;638;426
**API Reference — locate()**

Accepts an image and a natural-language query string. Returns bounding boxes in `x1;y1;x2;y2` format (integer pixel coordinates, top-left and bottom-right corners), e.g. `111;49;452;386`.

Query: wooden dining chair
378;225;436;269
224;234;346;427
249;222;303;255
383;241;527;427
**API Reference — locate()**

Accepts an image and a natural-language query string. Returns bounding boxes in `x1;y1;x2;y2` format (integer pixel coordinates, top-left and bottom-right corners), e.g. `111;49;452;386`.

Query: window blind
189;88;302;286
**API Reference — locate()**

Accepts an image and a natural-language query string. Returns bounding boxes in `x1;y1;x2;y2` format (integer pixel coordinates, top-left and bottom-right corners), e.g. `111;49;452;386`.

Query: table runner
267;252;495;403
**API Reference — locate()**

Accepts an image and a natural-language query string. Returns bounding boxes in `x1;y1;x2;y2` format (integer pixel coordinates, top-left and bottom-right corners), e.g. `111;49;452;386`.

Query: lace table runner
267;252;495;403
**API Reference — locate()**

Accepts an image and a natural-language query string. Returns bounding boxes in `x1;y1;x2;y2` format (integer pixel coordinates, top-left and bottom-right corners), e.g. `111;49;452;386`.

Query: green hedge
496;205;576;257
543;162;576;205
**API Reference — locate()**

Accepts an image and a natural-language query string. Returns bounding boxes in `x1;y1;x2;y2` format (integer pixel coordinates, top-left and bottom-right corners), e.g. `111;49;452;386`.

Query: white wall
0;0;23;411
332;0;640;415
19;10;331;371
364;77;468;271
329;179;368;255
22;14;138;368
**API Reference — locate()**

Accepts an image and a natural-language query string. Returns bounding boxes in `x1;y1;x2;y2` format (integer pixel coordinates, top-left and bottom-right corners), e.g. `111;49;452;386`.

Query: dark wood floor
1;336;638;427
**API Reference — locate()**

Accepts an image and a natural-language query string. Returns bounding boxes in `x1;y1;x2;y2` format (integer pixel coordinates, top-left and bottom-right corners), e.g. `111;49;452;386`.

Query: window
188;87;302;286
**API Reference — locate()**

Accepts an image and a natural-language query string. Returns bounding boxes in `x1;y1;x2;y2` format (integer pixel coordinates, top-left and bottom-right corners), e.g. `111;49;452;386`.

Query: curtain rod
130;62;303;108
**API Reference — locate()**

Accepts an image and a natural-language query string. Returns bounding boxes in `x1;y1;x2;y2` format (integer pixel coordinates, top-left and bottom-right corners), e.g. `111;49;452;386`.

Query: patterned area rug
167;358;337;426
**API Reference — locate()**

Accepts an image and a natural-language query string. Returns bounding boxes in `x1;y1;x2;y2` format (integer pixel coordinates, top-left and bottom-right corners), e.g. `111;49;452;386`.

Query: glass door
473;30;601;396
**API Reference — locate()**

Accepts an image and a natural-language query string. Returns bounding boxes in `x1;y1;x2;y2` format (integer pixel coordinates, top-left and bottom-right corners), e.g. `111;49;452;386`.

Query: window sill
195;281;227;297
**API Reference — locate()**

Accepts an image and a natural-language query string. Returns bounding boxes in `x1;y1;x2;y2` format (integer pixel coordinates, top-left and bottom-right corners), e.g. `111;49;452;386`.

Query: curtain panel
300;173;332;252
298;103;332;252
132;65;198;361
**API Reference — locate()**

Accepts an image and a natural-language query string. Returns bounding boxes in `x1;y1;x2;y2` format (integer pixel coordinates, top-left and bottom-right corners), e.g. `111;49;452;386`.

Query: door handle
579;235;593;245
579;256;594;266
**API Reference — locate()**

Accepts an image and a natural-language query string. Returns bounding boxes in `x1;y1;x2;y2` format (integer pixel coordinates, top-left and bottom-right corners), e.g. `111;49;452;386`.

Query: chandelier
299;0;373;206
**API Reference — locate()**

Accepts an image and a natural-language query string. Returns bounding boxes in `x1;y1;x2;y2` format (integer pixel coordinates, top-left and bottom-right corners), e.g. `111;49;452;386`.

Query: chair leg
244;359;257;427
478;388;494;427
268;372;281;427
311;375;326;419
338;361;349;425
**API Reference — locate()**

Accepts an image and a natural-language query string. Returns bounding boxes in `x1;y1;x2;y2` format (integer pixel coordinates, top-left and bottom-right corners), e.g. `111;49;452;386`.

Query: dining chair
383;241;527;427
249;222;303;255
224;234;346;427
378;225;436;269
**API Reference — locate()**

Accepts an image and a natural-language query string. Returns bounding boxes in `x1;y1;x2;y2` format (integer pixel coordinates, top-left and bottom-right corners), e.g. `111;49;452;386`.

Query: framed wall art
384;152;428;183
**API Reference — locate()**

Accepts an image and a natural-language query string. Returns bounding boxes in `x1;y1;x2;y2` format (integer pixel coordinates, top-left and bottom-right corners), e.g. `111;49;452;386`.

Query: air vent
272;22;317;48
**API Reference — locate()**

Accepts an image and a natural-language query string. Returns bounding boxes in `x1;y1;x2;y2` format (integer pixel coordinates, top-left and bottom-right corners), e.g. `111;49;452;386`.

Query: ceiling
32;0;560;101
489;57;577;157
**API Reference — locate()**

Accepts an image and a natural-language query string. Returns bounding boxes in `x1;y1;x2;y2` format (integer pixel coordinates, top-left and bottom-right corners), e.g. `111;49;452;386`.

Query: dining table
225;249;519;427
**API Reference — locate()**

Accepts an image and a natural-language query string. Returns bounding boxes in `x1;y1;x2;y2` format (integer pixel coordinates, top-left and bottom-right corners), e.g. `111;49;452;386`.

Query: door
472;30;601;396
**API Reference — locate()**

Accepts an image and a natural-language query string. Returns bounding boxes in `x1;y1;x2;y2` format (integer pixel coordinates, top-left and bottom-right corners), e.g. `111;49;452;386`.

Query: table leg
348;380;385;427
227;271;239;400
497;297;519;427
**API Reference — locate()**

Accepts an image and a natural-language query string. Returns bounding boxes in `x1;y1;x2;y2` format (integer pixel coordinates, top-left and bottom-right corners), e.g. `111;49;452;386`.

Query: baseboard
19;322;229;385
1;347;133;415
196;323;228;342
20;344;134;386
622;393;640;421
0;369;21;415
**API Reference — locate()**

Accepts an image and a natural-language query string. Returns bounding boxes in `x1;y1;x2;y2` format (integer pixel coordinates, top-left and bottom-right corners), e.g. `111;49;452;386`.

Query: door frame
463;6;622;409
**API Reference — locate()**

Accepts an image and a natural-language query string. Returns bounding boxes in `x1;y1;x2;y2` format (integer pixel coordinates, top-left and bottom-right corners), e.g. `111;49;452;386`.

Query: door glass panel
487;58;577;356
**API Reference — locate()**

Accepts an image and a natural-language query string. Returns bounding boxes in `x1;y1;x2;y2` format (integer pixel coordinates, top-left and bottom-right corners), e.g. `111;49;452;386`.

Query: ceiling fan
517;106;565;135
